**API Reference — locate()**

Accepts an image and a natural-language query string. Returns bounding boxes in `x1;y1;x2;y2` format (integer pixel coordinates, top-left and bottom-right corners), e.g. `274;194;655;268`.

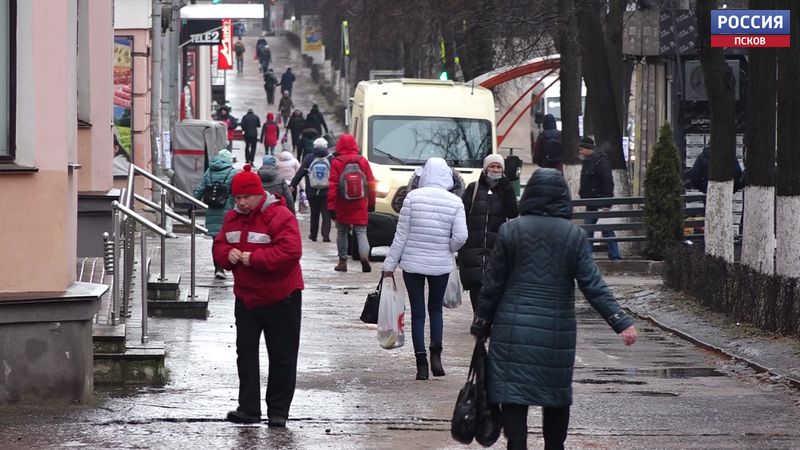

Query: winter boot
430;345;445;377
415;352;429;380
334;258;347;272
361;260;372;273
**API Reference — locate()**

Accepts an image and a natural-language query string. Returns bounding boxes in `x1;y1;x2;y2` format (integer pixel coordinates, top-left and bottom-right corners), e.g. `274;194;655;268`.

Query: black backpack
541;132;562;165
203;169;234;208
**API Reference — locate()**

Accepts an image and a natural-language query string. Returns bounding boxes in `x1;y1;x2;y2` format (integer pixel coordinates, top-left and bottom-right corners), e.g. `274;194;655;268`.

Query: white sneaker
214;270;227;280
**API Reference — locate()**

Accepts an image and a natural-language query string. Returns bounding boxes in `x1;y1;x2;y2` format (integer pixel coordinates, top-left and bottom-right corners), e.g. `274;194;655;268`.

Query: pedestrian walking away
287;110;306;156
532;113;564;172
471;168;638;450
234;37;246;75
327;134;376;273
215;106;238;152
277;67;296;97
382;157;468;380
258;155;296;215
291;137;333;242
192;149;238;280
278;91;294;127
459;154;518;311
260;112;280;156
263;69;278;105
297;119;320;162
213;165;304;428
240;108;261;165
255;34;271;73
305;104;329;137
578;137;620;260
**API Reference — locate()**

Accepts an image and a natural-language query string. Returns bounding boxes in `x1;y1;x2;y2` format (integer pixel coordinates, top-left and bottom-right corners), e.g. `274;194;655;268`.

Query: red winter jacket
213;194;304;309
262;113;279;147
327;134;376;225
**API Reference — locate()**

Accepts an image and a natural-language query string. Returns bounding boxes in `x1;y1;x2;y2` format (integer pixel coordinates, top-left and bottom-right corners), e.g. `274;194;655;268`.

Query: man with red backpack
327;134;376;272
260;112;280;156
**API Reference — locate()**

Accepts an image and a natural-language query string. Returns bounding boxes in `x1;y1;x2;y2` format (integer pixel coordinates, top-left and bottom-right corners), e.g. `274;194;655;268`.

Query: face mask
486;171;503;181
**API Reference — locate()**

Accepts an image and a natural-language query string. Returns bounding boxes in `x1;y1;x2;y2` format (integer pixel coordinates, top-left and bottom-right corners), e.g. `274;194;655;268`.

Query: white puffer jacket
383;158;468;276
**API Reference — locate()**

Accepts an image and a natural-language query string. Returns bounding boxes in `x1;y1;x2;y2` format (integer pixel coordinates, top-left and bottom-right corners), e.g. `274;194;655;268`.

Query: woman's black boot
430;345;445;376
415;352;429;380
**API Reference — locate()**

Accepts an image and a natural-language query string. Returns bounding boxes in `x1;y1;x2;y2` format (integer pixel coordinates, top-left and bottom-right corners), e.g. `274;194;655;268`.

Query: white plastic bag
298;190;309;214
377;277;405;349
443;256;462;309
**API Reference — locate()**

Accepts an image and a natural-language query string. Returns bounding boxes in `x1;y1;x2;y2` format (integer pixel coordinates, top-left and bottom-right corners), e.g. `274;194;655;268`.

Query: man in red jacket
327;134;376;272
213;164;304;427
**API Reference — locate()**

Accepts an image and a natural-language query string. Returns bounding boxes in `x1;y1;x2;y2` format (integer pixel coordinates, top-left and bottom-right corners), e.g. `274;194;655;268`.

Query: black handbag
451;340;481;444
360;277;382;324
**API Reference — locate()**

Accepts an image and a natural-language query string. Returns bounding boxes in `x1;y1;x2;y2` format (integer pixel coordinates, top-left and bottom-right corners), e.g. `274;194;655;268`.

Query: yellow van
348;78;497;253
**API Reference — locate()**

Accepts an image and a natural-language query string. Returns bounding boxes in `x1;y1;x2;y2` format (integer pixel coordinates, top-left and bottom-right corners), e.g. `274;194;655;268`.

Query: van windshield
368;116;492;168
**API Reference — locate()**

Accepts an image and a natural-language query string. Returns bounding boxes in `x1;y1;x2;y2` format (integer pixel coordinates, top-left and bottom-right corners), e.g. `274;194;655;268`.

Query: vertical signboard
113;36;134;164
218;18;233;70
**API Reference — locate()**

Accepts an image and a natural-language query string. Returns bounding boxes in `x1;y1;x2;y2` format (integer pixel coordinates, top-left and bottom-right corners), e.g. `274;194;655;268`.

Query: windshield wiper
373;147;410;165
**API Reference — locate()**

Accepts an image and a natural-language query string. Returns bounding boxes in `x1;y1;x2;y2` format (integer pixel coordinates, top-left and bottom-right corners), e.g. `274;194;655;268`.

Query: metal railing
109;163;208;344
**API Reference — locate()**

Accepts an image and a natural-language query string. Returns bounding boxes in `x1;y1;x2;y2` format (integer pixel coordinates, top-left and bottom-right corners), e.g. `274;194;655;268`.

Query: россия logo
711;9;790;48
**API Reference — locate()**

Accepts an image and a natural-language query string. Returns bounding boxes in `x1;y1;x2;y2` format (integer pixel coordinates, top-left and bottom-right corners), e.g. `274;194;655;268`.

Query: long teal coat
193;156;237;237
471;168;634;407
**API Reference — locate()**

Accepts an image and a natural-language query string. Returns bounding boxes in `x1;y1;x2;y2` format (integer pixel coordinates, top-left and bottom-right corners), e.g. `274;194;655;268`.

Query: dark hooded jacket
687;146;745;194
458;172;519;290
579;147;614;207
471;168;634;408
240;111;261;139
257;164;296;215
305;105;329;136
532;114;563;171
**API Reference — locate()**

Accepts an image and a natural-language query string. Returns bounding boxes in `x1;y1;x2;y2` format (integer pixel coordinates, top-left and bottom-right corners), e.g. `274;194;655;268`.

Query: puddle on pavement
590;367;725;378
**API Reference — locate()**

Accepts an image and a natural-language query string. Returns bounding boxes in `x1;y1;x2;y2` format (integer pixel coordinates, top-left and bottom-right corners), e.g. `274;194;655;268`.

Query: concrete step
147;288;209;319
147;273;181;300
94;341;166;385
92;323;126;354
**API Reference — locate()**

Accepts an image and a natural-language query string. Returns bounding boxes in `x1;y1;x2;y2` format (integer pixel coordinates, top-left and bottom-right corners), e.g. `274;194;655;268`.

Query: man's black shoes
268;415;287;427
226;410;261;424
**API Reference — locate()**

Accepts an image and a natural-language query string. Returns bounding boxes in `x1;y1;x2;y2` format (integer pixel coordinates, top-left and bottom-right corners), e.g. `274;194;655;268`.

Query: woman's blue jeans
402;271;449;354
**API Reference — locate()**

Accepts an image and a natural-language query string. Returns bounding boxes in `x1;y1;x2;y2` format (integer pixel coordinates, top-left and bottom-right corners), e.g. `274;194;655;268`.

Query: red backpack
338;158;367;200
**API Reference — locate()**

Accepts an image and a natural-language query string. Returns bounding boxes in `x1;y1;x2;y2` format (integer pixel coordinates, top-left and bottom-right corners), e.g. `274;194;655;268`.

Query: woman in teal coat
193;149;238;279
471;168;638;450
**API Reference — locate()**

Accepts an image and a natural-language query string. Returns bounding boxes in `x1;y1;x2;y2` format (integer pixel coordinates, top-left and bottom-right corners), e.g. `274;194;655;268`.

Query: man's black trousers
234;291;301;420
244;136;258;164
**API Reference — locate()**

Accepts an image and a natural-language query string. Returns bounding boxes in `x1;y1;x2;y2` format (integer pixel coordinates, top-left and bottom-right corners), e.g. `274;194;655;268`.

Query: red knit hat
231;165;265;196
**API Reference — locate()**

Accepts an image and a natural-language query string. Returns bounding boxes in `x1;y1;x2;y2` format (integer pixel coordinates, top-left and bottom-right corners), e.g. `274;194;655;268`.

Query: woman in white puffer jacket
382;157;468;381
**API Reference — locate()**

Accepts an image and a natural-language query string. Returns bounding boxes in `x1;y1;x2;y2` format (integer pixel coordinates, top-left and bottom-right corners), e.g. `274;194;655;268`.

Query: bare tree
557;0;583;194
775;0;800;277
695;0;737;262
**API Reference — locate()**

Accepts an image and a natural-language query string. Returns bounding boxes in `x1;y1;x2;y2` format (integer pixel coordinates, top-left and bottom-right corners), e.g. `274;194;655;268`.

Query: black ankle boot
415;352;429;380
430;345;445;377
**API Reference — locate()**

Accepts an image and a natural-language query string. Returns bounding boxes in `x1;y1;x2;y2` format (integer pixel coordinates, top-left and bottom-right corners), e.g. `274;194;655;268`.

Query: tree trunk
741;0;777;274
776;0;800;277
695;0;737;262
577;0;626;174
558;0;582;195
605;0;629;134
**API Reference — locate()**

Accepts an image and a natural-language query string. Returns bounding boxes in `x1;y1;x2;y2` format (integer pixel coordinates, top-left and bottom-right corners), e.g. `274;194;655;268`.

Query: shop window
0;0;16;162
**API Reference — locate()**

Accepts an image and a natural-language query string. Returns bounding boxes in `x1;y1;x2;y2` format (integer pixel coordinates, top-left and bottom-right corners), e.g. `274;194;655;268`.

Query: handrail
133;193;209;234
111;201;172;237
131;164;208;209
124;163;135;208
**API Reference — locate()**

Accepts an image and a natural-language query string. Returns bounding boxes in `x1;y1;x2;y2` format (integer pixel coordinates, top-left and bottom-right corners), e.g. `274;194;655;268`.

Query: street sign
218;18;233;70
342;20;350;56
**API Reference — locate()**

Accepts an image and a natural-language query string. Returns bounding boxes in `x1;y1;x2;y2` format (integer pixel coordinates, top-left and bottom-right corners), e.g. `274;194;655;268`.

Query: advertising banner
302;15;323;53
113;36;134;163
218;18;233;70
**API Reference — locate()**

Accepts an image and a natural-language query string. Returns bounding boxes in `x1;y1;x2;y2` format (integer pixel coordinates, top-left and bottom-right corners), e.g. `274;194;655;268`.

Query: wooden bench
571;194;706;244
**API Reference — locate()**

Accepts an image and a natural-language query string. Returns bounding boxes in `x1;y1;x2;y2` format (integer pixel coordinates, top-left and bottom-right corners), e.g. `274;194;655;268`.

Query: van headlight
376;180;391;198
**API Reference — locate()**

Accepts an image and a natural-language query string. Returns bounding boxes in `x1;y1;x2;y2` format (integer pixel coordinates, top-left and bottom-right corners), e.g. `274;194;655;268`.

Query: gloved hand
329;210;336;220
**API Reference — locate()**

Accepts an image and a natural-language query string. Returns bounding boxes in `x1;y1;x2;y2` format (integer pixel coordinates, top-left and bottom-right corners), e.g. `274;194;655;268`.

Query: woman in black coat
471;168;638;450
459;154;518;310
